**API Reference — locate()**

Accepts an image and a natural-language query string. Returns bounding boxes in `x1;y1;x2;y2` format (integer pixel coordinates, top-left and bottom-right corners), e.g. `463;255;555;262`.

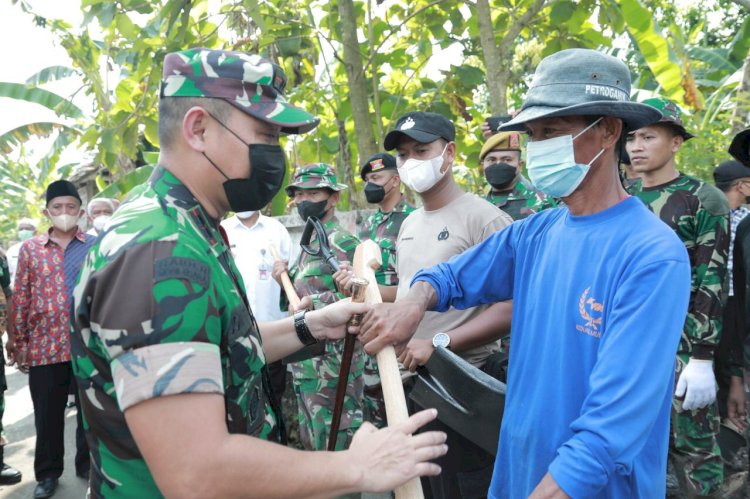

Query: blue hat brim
499;101;663;133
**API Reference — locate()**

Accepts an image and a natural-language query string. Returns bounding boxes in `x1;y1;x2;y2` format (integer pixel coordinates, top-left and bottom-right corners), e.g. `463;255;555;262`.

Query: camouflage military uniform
628;173;730;496
357;195;414;427
286;217;362;450
484;182;557;221
71;167;279;498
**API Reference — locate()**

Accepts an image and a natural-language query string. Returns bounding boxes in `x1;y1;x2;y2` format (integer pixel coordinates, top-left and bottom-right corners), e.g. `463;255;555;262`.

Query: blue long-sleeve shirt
413;197;690;498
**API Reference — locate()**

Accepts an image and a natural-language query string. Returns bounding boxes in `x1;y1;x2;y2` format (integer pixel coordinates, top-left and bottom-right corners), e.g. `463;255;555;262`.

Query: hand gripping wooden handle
269;243;302;311
352;240;424;499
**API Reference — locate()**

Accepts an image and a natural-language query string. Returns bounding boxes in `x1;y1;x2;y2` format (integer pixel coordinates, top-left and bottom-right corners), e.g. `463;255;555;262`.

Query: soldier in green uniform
480;131;557;219
70;48;446;498
273;163;365;451
0;252;22;485
356;152;416;427
626;97;730;497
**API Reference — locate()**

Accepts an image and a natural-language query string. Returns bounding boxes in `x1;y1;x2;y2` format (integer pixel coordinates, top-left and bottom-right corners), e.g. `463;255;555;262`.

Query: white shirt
221;214;294;322
6;241;23;285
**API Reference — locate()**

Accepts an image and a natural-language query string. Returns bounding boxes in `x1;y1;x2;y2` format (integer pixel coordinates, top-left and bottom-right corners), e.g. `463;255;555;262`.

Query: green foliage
1;0;748;240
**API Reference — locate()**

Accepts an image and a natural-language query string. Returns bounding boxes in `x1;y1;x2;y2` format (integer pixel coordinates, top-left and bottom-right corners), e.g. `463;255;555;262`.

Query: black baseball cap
729;129;750;168
360;152;397;180
713;160;750;185
383;111;455;150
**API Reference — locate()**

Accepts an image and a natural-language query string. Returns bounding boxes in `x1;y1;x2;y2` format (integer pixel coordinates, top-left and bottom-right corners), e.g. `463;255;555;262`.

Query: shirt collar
42;226;88;246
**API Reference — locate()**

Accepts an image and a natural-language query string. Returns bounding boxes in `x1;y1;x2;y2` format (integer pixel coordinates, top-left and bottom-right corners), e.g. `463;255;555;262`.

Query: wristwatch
294;310;318;346
432;332;451;349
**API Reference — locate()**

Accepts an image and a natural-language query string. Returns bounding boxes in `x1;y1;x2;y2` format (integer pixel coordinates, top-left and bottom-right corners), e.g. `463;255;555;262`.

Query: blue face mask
526;118;605;198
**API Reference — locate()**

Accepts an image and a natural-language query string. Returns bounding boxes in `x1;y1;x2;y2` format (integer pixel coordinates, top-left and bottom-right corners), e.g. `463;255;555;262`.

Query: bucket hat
500;49;662;132
640;97;694;140
285;163;348;196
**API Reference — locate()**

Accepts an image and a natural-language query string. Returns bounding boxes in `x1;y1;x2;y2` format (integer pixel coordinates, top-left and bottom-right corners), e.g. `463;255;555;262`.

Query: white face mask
397;144;449;193
236;210;258;220
92;215;111;232
50;214;79;232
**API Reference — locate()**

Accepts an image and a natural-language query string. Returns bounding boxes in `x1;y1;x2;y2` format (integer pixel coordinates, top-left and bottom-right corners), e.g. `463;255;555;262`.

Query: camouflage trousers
670;353;723;497
363;354;386;429
290;339;365;451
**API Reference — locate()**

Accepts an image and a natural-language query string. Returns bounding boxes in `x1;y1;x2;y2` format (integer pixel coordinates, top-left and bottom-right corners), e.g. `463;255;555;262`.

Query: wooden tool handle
352;240;423;499
269;244;302;311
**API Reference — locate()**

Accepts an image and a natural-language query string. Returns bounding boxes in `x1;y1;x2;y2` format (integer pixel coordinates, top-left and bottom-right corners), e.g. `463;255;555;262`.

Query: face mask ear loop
203;152;230;180
573;117;604;141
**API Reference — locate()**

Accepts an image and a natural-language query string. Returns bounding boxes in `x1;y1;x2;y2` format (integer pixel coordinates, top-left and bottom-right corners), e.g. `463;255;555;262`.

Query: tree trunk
476;0;505;115
338;0;377;168
475;0;548;116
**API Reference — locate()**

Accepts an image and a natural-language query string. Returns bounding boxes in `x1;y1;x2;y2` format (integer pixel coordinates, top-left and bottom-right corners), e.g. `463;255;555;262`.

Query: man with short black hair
12;180;94;498
360;49;691;498
381;110;512;498
71;48;445;498
479;131;556;220
626;97;730;497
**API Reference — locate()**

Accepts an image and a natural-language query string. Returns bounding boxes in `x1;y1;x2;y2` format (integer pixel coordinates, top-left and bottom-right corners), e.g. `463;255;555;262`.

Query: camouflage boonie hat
161;48;319;134
479;131;524;162
285;163;348;196
641;97;694;140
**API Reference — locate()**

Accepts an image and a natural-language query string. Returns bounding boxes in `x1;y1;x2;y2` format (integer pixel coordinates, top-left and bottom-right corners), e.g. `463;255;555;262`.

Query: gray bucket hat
500;49;662;132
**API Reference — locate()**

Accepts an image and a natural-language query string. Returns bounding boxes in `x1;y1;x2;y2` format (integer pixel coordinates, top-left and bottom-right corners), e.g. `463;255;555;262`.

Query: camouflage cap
641;97;694;140
284;163;348;196
479;131;524;162
161;48;319;134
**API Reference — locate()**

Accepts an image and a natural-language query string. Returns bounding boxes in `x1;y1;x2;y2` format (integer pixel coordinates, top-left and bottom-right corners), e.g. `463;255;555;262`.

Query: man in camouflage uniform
0;251;22;484
272;163;364;451
70;48;445;498
480;131;557;220
626;97;730;497
358;152;415;427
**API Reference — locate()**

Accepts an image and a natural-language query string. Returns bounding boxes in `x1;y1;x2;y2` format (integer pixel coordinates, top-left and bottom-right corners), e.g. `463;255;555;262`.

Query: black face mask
484;163;517;190
204;113;287;212
297;199;329;221
364;182;387;204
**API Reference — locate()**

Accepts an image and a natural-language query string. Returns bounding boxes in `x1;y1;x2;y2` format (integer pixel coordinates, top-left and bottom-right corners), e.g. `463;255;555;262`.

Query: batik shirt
628;174;730;358
484;181;557;221
71;167;278;498
358;196;415;286
13;228;94;366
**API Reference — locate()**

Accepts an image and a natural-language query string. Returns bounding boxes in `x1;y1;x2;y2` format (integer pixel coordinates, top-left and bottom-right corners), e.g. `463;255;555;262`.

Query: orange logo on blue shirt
577;287;603;338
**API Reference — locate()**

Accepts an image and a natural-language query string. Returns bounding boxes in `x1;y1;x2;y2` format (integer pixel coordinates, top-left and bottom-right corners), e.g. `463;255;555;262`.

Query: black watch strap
294;310;318;346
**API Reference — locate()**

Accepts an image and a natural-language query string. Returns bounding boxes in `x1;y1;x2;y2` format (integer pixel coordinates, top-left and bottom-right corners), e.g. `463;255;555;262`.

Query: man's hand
289;295;312;315
271;260;289;285
348;408;447;493
480;121;493;140
8;342;28;373
675;358;716;410
306;298;371;341
727;376;747;431
332;262;355;297
399;338;435;372
529;472;570;499
359;300;426;355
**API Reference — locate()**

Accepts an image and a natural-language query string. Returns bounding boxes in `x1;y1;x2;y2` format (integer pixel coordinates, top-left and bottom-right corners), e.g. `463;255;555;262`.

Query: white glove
674;358;716;410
